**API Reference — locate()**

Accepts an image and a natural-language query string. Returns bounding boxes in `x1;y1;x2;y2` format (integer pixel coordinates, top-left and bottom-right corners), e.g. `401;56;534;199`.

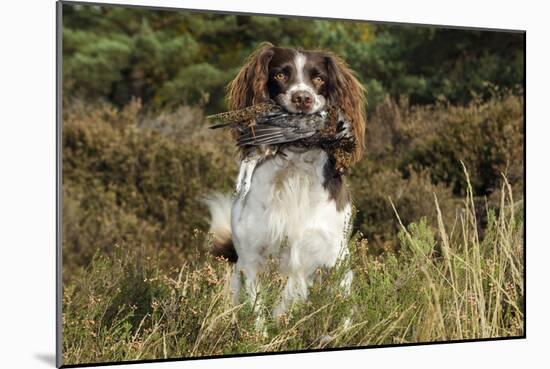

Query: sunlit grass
62;169;524;365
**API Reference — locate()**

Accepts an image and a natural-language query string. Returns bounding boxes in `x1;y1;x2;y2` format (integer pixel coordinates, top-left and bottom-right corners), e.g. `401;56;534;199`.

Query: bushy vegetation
61;99;237;275
62;94;523;272
62;173;523;364
351;94;524;249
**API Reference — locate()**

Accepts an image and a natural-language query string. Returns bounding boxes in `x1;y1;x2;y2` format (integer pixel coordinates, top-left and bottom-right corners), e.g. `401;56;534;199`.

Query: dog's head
227;42;366;164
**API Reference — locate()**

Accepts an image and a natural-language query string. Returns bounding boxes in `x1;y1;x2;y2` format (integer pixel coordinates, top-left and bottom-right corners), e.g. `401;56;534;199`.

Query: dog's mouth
274;94;324;115
277;102;317;115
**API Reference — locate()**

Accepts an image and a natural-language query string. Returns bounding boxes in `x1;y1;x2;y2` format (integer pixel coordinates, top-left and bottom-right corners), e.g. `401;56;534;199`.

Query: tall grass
62;168;524;365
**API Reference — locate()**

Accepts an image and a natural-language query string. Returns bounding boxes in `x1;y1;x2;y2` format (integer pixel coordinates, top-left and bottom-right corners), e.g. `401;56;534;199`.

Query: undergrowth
62;170;524;365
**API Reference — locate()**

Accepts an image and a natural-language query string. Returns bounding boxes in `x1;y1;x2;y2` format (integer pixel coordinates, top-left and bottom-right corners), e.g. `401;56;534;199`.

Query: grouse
207;100;357;173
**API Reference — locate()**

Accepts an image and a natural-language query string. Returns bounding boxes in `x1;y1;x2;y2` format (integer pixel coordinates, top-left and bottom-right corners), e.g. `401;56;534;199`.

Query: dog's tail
202;192;238;262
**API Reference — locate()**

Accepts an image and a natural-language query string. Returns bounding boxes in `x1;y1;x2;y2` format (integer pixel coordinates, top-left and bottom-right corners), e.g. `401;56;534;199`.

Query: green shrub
349;94;523;250
62;99;237;275
396;95;524;196
350;166;456;252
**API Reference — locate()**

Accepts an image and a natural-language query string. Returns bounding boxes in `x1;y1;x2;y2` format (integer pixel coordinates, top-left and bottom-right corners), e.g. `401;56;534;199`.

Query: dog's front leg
231;258;268;334
231;259;261;304
273;274;309;319
272;224;353;319
230;208;268;334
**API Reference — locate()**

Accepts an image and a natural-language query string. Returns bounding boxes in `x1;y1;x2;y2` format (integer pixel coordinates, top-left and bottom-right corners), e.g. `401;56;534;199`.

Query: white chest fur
231;148;352;301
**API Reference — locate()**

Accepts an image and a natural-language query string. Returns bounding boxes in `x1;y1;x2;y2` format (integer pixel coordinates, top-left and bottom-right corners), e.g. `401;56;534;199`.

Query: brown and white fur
204;43;366;320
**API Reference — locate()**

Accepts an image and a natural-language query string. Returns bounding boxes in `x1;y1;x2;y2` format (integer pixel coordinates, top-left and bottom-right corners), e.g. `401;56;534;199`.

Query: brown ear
226;42;275;110
325;52;366;165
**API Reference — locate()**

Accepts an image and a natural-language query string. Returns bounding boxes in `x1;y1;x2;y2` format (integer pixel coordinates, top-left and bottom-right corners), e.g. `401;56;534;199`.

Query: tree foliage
62;4;524;113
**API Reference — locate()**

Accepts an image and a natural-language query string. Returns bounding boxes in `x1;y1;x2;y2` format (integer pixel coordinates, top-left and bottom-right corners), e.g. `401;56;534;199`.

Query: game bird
208;100;356;198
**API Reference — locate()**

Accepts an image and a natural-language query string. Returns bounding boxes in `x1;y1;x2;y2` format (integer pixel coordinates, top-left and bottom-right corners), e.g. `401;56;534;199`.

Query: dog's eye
312;75;324;85
273;72;286;81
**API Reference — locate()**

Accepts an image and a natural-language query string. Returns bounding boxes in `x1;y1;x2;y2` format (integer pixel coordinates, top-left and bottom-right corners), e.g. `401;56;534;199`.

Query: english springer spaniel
205;42;366;320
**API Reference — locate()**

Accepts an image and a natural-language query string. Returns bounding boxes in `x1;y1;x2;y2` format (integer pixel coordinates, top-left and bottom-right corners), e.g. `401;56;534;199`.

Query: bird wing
206;101;282;125
208;122;233;130
207;103;336;147
236;124;317;147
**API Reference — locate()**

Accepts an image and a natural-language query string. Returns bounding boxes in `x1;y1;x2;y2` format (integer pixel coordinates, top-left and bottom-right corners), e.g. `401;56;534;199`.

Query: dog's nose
291;90;313;111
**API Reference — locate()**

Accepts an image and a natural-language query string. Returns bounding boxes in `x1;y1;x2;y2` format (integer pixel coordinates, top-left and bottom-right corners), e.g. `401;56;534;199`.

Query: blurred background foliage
62;4;524;275
63;5;523;114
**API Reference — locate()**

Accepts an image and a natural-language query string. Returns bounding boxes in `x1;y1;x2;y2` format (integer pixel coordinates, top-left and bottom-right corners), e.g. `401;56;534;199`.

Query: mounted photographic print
56;1;526;367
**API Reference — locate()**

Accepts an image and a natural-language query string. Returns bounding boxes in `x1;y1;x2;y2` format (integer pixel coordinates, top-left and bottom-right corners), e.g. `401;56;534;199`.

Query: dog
205;42;366;320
